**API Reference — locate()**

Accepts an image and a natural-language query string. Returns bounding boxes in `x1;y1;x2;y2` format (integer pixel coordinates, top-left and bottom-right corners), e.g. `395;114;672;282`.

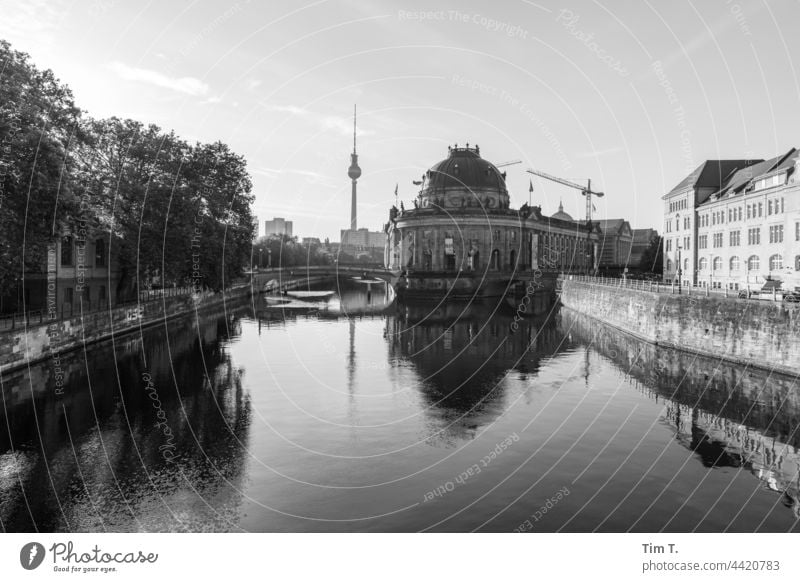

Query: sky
2;0;799;241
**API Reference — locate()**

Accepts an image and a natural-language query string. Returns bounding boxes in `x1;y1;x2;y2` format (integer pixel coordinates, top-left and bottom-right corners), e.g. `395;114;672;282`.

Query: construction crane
525;169;604;224
495;160;521;168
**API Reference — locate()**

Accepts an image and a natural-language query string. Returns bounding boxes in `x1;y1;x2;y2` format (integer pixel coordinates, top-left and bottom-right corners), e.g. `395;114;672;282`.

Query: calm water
2;279;799;532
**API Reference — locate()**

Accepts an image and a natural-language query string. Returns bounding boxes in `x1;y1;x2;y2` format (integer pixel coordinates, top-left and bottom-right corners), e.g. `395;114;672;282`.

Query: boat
284;290;335;300
264;296;291;305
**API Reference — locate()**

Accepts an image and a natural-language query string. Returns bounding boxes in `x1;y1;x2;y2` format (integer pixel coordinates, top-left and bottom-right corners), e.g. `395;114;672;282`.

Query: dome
419;145;509;210
551;200;573;221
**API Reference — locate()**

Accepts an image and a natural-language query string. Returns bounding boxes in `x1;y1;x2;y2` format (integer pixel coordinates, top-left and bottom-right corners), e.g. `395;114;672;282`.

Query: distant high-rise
264;217;293;237
347;104;361;230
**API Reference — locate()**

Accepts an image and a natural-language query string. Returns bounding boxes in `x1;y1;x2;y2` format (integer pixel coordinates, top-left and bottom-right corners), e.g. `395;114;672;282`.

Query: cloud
575;146;624;159
260;103;374;138
108;61;209;96
254;166;339;188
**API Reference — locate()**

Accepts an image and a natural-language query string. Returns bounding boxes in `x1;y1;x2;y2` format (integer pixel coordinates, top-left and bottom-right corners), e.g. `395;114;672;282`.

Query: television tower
347;104;361;231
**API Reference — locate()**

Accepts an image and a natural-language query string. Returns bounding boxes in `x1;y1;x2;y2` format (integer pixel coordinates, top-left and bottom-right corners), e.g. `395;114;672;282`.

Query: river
1;279;799;532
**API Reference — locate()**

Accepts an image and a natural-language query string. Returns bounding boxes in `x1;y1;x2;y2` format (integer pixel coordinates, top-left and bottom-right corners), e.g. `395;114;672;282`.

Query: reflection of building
385;144;600;296
662;149;800;288
595;219;633;268
387;302;565;441
265;217;293;237
562;307;800;517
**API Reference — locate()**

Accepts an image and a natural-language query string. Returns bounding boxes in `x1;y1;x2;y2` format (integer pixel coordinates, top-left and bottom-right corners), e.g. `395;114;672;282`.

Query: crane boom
496;159;522;168
526;168;604;223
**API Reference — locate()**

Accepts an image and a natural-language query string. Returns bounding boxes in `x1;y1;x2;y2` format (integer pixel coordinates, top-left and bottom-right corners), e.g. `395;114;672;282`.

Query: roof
551;200;573;222
595;219;632;235
421;146;507;196
700;148;797;205
664;159;763;198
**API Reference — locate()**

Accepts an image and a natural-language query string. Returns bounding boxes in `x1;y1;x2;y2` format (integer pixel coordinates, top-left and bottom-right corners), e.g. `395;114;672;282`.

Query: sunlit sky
3;0;799;240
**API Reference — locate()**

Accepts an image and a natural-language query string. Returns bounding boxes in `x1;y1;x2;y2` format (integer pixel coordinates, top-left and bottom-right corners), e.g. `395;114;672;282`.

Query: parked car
783;291;800;303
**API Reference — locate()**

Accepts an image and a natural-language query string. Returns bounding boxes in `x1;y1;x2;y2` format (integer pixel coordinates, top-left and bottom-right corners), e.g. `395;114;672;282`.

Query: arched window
769;254;783;271
490;249;500;270
713;257;722;271
699;257;708;271
683;258;689;271
729;256;740;272
747;255;760;271
666;259;673;271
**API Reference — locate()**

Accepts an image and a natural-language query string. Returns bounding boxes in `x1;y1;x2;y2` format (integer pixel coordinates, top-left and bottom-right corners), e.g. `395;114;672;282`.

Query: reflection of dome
551;200;573;221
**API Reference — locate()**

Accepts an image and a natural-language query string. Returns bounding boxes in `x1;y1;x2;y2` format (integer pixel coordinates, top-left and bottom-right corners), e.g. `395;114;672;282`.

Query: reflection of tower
348;104;361;231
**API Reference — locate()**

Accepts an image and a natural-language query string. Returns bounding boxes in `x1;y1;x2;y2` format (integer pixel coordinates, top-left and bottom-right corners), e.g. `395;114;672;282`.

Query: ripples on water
1;279;799;532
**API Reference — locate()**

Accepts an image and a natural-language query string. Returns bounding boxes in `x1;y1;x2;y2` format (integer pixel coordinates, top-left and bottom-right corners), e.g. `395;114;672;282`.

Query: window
684;236;691;250
684;258;689;271
699;257;708;271
769;224;784;243
747;255;760;271
510;230;516;242
61;236;73;266
713;232;723;248
729;230;740;246
797;222;800;241
747;205;752;220
666;239;672;252
713;257;722;271
698;235;708;249
684;217;690;229
666;259;673;272
493;230;500;241
82;285;90;302
63;287;73;305
769;254;783;271
730;256;740;272
748;227;760;245
758;202;763;217
768;200;773;215
95;239;106;267
99;285;107;304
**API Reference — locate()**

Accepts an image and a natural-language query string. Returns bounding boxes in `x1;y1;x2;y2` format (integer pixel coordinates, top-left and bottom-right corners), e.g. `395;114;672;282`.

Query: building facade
265;217;293;237
22;232;121;315
385;145;600;296
595;219;634;269
662;149;800;290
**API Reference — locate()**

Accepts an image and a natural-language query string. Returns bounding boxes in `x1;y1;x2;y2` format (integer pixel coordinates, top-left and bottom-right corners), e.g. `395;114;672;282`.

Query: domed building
385;144;600;298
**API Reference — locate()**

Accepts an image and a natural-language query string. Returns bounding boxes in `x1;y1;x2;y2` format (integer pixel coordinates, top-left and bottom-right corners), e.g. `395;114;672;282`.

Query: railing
0;285;197;333
561;274;791;302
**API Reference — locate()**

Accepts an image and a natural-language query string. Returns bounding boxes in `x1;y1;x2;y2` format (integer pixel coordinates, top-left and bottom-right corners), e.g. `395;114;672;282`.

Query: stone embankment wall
0;285;253;375
560;279;800;375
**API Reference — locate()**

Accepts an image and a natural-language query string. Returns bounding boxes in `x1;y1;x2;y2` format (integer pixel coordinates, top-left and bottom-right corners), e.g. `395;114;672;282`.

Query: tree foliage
1;40;255;301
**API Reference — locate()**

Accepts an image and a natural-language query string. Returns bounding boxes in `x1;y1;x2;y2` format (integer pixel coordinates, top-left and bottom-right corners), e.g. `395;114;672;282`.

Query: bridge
250;265;399;293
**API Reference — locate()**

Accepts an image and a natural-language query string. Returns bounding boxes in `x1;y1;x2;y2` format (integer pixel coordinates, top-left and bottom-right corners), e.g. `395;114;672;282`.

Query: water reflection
0;306;252;532
387;302;567;441
2;281;800;532
561;308;800;523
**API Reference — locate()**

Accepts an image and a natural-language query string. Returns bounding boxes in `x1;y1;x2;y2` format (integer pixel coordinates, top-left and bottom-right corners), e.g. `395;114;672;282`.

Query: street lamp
676;244;682;294
258;248;263;270
268;248;272;269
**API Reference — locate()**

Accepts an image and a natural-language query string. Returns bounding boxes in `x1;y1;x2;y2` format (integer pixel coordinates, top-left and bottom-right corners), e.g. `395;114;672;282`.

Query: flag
528;179;534;193
592;203;596;211
394;183;398;196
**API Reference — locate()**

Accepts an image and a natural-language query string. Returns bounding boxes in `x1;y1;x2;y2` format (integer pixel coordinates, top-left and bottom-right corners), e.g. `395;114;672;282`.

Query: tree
640;235;663;275
0;40;83;296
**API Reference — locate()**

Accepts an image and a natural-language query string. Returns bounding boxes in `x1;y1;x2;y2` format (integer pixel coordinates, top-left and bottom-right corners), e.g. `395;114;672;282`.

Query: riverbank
0;284;253;375
559;277;800;375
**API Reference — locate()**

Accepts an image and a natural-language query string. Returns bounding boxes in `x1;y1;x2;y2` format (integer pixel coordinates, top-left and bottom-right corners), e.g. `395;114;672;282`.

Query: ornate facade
384;145;599;297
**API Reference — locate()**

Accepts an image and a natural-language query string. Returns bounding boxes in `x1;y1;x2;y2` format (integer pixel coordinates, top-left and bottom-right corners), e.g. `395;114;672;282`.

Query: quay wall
0;285;253;375
560;279;800;375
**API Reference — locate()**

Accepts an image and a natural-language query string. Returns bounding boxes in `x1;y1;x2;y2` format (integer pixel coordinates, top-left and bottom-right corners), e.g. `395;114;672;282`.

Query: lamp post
259;248;263;270
676;244;682;294
268;248;272;269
